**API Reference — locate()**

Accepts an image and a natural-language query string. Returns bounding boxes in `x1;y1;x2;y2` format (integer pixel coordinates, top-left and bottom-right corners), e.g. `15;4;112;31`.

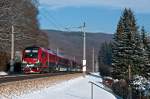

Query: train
21;46;82;73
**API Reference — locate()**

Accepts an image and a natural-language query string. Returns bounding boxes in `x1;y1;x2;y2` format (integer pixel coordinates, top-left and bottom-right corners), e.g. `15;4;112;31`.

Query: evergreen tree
141;26;147;48
140;26;150;78
112;8;150;98
98;42;112;65
112;8;139;79
98;42;112;76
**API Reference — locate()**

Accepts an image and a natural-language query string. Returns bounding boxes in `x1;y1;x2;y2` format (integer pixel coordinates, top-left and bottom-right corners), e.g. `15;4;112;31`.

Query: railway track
0;72;78;85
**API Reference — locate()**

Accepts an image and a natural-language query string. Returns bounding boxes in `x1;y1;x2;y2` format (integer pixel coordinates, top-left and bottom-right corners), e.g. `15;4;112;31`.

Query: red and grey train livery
21;46;81;73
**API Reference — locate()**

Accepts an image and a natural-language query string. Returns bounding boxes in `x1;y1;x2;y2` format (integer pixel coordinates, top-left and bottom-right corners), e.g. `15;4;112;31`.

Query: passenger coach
21;46;81;73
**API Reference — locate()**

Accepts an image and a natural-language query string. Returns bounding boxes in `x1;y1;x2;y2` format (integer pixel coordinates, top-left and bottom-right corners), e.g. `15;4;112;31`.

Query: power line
39;5;88;32
39;11;60;30
39;5;67;30
42;9;66;29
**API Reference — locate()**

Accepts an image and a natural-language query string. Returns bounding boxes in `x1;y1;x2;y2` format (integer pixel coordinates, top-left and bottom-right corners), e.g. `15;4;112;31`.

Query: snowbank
15;75;117;99
0;71;8;75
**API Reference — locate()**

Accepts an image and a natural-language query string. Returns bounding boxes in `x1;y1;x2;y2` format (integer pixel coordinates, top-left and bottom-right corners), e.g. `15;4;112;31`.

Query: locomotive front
21;47;40;73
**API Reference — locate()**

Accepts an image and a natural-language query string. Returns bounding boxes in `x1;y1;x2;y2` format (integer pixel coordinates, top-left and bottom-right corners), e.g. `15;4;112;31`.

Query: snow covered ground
14;74;118;99
0;71;8;75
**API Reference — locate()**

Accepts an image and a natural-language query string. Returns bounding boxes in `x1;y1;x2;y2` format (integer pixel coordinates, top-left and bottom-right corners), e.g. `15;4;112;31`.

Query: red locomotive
21;46;81;73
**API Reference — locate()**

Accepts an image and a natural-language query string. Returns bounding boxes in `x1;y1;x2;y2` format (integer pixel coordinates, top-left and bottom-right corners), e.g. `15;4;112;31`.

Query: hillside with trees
44;30;113;71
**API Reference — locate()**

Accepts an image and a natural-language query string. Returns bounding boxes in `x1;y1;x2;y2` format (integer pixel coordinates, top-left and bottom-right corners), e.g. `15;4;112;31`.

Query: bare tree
0;0;49;70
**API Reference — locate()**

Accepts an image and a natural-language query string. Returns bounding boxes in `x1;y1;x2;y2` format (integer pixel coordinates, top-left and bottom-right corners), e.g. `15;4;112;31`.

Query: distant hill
43;30;113;71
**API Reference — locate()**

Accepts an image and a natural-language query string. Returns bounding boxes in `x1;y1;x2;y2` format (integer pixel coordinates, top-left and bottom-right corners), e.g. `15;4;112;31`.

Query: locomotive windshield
24;47;39;58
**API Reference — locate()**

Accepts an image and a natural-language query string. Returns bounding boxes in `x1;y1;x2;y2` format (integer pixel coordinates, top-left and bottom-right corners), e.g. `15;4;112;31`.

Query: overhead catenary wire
42;9;67;29
39;4;88;32
39;11;60;30
39;4;94;33
39;4;68;31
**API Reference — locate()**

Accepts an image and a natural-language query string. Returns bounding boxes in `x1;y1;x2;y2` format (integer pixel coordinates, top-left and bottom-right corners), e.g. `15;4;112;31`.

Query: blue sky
38;0;150;34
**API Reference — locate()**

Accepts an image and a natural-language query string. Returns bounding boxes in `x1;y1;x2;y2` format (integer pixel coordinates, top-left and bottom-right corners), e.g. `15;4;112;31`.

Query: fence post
91;83;93;99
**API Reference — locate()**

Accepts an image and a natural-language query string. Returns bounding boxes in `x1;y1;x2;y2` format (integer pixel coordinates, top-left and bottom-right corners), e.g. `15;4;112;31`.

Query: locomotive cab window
24;49;38;58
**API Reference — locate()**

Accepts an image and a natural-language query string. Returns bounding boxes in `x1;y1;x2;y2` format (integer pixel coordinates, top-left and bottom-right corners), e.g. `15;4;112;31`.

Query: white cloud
39;0;150;13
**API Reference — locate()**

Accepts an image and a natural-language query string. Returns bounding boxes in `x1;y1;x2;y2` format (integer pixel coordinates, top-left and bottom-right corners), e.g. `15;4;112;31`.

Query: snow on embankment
15;74;117;99
0;73;82;99
0;71;8;76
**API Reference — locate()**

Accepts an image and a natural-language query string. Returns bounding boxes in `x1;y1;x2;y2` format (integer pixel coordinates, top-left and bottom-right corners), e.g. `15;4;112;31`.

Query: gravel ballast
0;73;82;99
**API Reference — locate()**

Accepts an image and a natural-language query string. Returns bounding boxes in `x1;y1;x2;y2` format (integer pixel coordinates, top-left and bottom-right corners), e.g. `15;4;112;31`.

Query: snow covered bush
132;75;150;96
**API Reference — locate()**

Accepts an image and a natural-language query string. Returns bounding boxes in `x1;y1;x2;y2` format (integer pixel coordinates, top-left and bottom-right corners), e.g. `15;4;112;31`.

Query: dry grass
0;73;82;99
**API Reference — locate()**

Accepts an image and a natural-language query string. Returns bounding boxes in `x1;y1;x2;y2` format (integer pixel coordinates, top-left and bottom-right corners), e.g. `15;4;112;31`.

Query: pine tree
98;42;112;65
141;26;147;48
112;8;150;98
140;27;150;78
112;8;139;79
98;42;112;76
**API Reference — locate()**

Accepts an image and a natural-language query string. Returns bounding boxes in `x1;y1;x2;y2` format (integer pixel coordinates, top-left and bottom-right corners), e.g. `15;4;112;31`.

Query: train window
24;47;39;58
24;50;38;58
32;50;38;53
25;50;31;53
25;52;38;58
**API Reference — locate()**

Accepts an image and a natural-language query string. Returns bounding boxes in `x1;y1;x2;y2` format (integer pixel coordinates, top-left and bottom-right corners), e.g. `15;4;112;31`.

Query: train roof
23;46;80;63
47;49;57;55
24;46;39;50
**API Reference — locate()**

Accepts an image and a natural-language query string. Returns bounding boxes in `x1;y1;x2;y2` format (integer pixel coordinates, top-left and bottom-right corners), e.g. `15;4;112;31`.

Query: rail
0;72;80;85
88;73;101;78
89;81;122;99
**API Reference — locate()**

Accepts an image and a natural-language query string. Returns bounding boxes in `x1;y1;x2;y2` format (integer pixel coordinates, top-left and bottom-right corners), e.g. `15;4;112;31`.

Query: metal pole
91;83;93;99
10;25;15;73
56;48;59;55
83;22;86;61
82;22;86;77
95;58;98;72
92;48;95;72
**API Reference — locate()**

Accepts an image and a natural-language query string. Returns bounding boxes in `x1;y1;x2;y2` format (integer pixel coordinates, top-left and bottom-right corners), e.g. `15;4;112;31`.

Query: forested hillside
44;30;113;71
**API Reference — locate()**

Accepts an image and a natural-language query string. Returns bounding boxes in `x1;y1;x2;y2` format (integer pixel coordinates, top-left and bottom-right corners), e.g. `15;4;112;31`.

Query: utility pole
81;22;86;77
64;23;86;76
79;22;86;77
56;48;59;55
95;58;98;72
10;25;15;73
92;48;95;72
